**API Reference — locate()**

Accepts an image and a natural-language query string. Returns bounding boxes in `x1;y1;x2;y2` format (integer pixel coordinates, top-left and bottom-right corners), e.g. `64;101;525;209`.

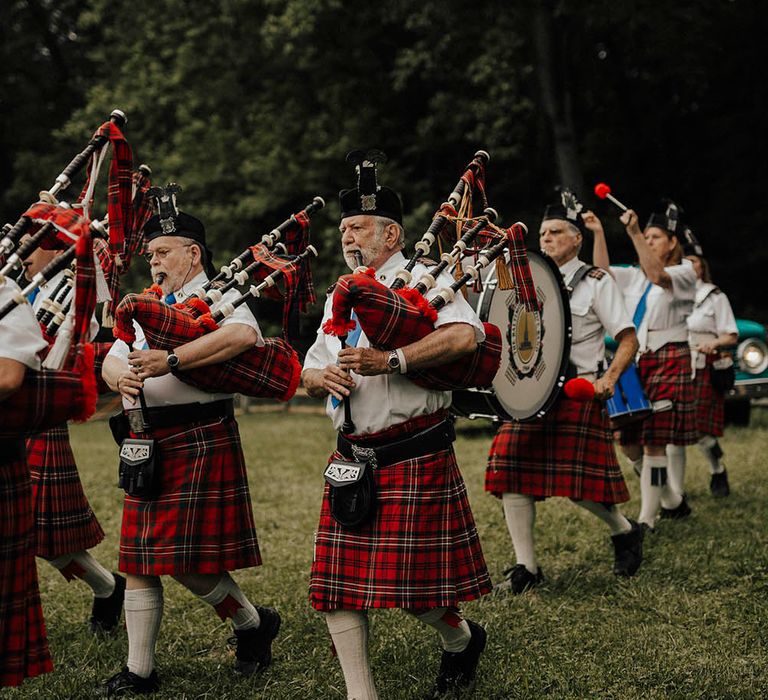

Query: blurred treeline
1;0;765;350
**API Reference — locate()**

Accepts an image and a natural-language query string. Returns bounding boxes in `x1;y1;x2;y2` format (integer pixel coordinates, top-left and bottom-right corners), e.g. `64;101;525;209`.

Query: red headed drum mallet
594;183;628;212
563;377;596;402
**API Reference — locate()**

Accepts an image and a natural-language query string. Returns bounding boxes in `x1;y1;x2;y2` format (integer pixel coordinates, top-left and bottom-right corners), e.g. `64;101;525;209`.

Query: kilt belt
336;420;456;468
125;398;233;433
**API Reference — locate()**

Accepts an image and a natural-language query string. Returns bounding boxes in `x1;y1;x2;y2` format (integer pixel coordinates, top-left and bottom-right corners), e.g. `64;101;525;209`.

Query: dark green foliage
2;0;765;340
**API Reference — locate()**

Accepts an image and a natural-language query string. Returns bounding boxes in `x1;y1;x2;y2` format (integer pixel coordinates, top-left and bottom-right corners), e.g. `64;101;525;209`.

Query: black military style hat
681;225;704;257
339;149;403;225
144;183;217;278
646;199;683;236
542;187;587;234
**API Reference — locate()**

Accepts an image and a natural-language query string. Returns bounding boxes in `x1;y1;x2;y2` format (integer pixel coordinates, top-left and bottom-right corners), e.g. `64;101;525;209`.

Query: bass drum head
453;250;572;422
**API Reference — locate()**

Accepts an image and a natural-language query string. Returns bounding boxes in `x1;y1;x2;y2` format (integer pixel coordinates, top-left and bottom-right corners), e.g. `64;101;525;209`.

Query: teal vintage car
605;318;768;425
726;319;768;424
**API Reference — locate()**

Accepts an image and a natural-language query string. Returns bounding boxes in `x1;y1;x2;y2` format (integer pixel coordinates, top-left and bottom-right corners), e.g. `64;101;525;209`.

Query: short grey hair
373;216;405;248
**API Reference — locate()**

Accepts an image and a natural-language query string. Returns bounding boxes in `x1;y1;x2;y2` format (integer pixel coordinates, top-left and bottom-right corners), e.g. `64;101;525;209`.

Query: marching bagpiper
302;152;492;699
21;238;125;634
99;187;279;696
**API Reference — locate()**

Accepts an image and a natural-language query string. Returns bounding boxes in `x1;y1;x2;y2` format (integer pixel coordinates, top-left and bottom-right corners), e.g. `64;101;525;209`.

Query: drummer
590;200;698;529
486;189;642;594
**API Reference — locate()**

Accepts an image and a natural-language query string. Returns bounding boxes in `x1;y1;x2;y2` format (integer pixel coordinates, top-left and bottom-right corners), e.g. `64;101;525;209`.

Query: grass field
7;410;768;699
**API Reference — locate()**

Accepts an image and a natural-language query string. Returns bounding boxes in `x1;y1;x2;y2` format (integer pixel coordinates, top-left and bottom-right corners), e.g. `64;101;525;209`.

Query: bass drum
452;250;572;421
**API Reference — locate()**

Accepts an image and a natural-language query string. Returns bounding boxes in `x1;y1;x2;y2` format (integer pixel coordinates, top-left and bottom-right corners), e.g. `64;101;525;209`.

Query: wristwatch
167;351;181;371
386;349;401;373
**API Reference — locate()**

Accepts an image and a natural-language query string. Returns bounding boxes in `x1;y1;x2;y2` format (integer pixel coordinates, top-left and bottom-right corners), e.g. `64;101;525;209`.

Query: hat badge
148;183;183;235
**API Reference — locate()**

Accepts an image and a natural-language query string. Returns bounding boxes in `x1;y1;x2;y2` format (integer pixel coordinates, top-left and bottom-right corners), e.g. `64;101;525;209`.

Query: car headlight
737;338;768;375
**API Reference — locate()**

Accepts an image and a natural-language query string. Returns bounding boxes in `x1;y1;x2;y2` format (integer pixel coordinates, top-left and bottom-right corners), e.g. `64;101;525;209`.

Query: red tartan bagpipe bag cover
112;284;301;401
322;267;501;391
0;207;101;435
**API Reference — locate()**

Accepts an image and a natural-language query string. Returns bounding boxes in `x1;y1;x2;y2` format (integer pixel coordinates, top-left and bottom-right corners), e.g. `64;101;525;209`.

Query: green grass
7;411;768;699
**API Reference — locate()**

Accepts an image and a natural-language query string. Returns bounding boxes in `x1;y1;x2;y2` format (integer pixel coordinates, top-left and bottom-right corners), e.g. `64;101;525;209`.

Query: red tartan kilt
114;293;300;400
0;443;53;687
0;369;88;438
310;412;492;611
693;359;725;436
486;396;630;503
327;271;498;390
119;415;261;575
619;343;697;447
26;424;105;558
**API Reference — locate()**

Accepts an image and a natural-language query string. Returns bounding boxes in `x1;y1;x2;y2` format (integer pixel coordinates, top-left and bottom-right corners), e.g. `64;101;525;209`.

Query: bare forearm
102;355;125;392
605;329;639;382
302;368;329;398
629;233;669;288
0;359;26;401
400;323;477;371
592;230;610;270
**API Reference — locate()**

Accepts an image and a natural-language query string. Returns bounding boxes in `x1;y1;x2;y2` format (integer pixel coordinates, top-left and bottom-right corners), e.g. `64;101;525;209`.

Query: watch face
387;352;399;369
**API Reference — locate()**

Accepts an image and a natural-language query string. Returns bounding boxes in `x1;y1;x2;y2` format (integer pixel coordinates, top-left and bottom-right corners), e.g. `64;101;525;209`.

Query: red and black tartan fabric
692;357;725;437
0;442;53;687
119;415;261;575
22;202;91;250
113;288;301;400
93;341;114;395
248;241;314;334
619;343;697;447
504;221;538;312
486;396;631;503
310;411;492;611
0;369;93;437
76;121;133;258
26;424;105;558
322;269;501;390
94;168;154;320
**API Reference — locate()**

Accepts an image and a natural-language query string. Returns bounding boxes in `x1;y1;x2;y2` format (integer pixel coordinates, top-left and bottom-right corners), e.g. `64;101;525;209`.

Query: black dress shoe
710;469;730;497
660;494;692;520
230;607;281;675
90;573;126;634
495;564;544;594
611;520;644;577
99;667;159;696
430;619;487;697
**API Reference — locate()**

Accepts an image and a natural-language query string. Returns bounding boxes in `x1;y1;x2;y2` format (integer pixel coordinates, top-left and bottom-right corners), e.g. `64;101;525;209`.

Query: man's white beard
343;240;383;271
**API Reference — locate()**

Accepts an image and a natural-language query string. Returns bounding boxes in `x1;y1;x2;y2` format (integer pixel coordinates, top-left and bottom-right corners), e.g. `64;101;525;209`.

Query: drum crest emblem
506;291;544;379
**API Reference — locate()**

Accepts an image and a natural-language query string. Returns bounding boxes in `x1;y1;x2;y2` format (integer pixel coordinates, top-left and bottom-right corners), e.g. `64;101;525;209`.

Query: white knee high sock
125;587;164;678
698;435;725;474
572;500;632;535
639;455;667;527
665;444;687;496
195;573;261;630
413;607;471;653
47;550;115;597
502;493;537;573
325;610;378;700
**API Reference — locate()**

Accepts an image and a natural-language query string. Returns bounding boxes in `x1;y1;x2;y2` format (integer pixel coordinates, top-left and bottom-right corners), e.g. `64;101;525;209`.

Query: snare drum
605;363;652;427
452;250;572;422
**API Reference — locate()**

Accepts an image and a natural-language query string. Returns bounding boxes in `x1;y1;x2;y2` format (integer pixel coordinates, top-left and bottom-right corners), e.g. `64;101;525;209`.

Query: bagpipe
112;197;324;400
324;219;530;393
323;150;538;400
0;207;105;435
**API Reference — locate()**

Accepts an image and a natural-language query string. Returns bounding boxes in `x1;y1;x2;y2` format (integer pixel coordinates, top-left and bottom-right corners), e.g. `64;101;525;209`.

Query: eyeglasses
143;244;193;263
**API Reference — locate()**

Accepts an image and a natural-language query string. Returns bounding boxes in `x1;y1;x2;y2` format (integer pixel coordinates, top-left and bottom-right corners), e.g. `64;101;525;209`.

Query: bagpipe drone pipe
112;198;324;400
0;207;106;435
323;218;535;391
